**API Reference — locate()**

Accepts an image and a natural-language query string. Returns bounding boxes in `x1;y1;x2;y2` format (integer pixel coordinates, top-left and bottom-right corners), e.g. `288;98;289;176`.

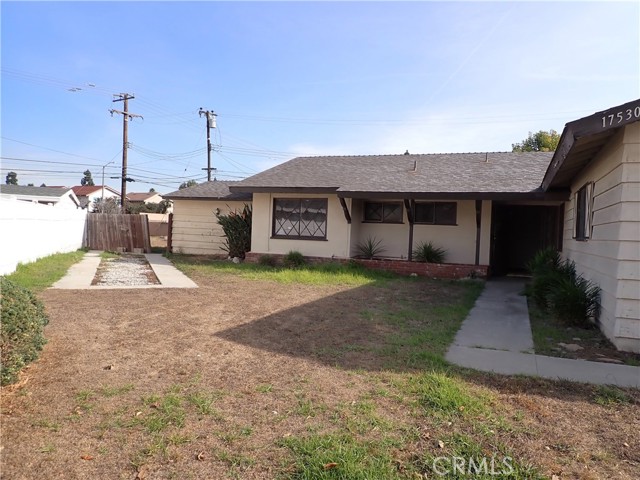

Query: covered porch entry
490;202;564;276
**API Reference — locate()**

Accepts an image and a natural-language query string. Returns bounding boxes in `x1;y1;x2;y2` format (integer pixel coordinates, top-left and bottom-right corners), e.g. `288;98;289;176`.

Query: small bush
216;204;252;259
526;249;600;328
0;277;50;385
283;251;306;268
355;236;386;259
526;247;561;276
548;274;600;326
258;254;278;267
413;241;447;263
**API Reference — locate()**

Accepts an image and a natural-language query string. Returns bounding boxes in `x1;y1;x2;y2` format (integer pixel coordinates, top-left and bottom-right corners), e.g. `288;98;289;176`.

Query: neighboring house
163;181;252;255
0;185;81;209
540;99;640;353
127;191;165;205
71;185;121;211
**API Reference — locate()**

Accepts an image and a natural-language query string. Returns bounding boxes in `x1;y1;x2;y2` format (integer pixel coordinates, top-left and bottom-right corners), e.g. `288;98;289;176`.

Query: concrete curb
446;278;640;388
446;346;640;388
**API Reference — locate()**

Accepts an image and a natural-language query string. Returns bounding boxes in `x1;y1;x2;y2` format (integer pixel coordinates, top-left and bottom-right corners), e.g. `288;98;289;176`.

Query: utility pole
110;94;142;212
199;108;217;181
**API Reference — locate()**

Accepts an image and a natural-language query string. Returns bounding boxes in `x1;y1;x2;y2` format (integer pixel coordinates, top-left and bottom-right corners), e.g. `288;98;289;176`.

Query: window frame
271;197;328;240
413;201;458;226
573;182;594;241
362;201;404;224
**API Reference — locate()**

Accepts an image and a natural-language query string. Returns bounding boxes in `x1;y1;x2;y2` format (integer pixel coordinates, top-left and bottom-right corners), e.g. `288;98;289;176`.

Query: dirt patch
91;254;160;286
1;269;638;479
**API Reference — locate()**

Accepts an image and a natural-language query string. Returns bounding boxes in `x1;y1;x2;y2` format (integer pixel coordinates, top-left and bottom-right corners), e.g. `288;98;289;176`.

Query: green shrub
548;274;600;326
215;204;252;259
258;254;278;267
412;241;447;263
526;247;561;276
283;251;306;268
355;236;386;259
0;277;50;385
526;249;601;328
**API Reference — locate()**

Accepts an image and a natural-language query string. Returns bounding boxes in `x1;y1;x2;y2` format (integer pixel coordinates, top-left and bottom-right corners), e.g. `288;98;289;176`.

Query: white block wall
0;198;87;275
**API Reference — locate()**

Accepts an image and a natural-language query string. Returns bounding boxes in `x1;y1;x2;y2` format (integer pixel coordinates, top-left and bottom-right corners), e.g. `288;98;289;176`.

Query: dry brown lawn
1;266;638;479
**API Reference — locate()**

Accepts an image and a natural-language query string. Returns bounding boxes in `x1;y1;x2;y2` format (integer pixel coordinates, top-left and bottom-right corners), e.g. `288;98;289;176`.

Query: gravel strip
91;254;160;286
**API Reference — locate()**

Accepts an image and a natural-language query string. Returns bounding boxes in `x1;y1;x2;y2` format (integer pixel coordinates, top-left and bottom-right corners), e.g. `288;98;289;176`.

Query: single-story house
229;151;562;274
0;185;81;209
127;191;165;205
227;98;639;352
71;185;121;211
163;181;252;255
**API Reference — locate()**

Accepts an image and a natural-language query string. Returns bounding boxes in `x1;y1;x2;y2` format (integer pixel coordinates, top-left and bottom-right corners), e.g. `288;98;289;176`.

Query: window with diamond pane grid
364;201;403;223
273;198;327;239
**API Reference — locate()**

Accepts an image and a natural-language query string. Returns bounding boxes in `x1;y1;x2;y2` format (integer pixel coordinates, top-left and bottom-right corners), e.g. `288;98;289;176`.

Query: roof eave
542;99;640;190
229;186;339;194
337;191;570;201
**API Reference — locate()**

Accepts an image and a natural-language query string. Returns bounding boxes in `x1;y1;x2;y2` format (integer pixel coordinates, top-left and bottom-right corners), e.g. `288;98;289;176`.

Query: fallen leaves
80;455;94;460
323;462;338;470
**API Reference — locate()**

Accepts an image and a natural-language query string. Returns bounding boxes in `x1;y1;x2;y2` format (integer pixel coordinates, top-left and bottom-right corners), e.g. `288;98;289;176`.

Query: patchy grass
3;264;639;480
169;255;396;286
4;249;87;292
593;385;632;406
528;298;640;366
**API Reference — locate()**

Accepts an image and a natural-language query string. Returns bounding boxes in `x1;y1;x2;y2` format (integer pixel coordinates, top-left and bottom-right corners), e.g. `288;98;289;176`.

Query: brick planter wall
244;252;488;279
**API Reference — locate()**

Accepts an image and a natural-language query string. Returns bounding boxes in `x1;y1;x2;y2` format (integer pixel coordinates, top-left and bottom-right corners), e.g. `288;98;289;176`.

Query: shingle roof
164;180;252;201
128;192;160;202
71;185;120;196
231;152;554;196
0;185;73;197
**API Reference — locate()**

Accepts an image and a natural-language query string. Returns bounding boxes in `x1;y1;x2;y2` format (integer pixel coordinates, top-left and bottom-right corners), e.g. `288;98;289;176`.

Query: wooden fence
84;214;152;253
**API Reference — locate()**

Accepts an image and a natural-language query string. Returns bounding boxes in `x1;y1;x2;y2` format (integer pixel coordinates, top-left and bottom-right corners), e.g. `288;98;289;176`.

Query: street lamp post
101;161;114;212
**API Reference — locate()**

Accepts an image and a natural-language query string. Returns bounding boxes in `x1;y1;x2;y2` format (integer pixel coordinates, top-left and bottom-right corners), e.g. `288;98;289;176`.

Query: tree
5;172;18;185
127;200;172;215
512;130;560;152
179;180;198;190
81;169;95;186
40;183;47;187
149;188;156;193
92;197;121;214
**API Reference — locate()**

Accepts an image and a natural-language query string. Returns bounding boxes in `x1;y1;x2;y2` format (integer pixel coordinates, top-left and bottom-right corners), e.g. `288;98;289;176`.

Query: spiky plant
412;241;447;264
355;236;386;259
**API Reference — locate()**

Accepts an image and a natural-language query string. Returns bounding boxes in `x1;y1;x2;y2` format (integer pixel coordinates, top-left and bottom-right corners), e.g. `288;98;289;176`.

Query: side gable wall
171;199;249;256
563;123;640;352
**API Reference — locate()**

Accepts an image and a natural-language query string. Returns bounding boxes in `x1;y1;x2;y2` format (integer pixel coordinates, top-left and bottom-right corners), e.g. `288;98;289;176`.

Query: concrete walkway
446;278;640;388
51;251;198;289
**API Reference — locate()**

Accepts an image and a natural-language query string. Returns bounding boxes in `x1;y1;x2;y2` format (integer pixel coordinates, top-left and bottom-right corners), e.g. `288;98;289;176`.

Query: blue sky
2;1;639;194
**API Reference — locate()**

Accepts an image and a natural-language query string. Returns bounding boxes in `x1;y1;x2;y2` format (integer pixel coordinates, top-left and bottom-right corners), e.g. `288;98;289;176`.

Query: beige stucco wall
171;199;249;255
562;123;640;352
250;193;351;257
251;193;491;265
350;199;491;265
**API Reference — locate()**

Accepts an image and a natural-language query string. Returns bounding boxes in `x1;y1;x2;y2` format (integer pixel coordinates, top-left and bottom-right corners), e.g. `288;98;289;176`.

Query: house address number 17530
602;106;640;128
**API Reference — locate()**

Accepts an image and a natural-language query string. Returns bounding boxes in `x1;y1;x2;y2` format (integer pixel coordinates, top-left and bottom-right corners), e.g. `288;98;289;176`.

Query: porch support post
474;199;482;265
338;197;352;224
404;199;414;261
